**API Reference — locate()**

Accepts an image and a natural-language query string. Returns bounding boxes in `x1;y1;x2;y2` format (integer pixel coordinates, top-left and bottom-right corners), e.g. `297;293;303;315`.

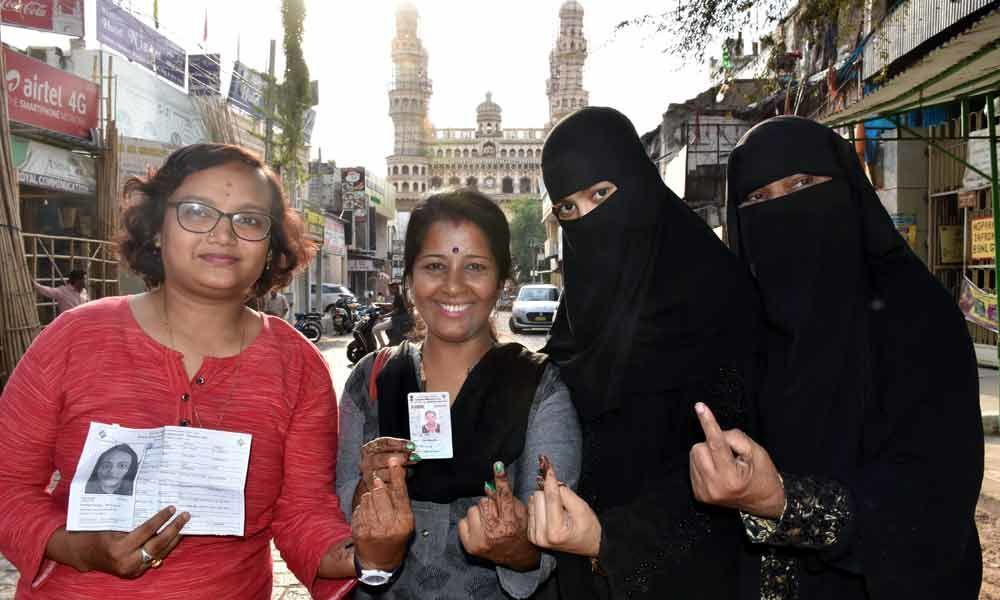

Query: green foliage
507;197;546;283
272;0;311;181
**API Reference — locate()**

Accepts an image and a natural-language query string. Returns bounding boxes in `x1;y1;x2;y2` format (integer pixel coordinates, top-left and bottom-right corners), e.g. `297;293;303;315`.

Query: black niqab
542;107;759;419
727;116;982;599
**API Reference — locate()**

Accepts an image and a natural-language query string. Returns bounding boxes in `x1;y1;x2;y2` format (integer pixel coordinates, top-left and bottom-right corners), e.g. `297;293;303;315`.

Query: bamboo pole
0;47;42;387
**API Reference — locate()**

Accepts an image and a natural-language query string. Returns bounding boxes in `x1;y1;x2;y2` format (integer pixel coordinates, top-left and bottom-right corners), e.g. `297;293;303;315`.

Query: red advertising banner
4;46;99;139
1;1;85;37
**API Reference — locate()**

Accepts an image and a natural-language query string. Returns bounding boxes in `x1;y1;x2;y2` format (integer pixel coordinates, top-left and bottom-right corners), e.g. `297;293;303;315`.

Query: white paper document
67;422;252;536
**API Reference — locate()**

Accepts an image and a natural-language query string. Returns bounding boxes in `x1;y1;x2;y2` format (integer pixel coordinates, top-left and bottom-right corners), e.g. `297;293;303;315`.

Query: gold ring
150;558;163;569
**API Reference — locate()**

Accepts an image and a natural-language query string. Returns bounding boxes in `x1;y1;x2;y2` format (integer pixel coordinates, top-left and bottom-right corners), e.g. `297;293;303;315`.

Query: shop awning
822;8;1000;127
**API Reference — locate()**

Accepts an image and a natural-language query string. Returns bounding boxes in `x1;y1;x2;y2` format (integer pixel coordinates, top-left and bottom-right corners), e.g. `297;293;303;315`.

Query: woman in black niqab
529;106;764;599
714;115;983;599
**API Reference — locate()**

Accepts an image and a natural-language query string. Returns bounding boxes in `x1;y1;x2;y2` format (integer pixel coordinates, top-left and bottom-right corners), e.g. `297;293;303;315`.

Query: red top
0;296;354;599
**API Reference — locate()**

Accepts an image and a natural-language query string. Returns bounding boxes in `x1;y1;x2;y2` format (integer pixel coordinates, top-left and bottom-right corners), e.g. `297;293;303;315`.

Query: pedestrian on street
372;280;409;348
528;107;763;599
262;289;290;319
336;190;581;599
34;269;89;313
689;115;983;600
0;144;412;599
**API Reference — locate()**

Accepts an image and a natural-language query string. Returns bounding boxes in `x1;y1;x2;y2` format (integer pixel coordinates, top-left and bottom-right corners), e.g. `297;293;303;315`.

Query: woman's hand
353;460;414;571
689;402;785;519
47;505;190;577
458;461;539;571
526;456;601;557
359;437;417;484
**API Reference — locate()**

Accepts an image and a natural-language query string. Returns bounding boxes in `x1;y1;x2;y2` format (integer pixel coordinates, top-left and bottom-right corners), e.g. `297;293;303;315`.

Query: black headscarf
727;116;982;599
541;107;759;421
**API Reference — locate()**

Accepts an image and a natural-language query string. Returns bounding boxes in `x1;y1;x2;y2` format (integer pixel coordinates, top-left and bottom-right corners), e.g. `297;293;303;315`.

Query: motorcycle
293;312;324;344
328;297;356;335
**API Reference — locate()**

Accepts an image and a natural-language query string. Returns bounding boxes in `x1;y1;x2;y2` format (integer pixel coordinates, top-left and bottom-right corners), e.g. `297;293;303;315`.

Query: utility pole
264;39;276;166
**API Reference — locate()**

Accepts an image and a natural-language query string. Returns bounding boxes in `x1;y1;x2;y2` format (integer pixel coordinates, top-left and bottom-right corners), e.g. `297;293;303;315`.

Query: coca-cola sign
4;46;99;139
1;1;85;37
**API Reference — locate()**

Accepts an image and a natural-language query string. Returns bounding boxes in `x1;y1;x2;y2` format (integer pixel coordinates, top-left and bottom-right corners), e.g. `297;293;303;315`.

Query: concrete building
387;1;589;214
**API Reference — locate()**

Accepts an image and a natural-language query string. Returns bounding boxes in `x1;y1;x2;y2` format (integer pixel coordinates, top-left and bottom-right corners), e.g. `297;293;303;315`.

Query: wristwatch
354;553;401;587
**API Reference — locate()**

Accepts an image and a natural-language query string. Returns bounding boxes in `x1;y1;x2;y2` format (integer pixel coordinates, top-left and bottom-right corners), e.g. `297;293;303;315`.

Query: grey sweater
336;346;582;599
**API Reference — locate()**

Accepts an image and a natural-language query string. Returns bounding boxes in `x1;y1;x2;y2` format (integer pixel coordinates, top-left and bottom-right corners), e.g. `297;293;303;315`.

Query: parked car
509;284;560;334
310;283;356;313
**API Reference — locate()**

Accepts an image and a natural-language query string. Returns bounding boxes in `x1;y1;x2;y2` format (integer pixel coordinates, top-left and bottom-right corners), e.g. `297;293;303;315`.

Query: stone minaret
388;3;431;210
546;1;589;128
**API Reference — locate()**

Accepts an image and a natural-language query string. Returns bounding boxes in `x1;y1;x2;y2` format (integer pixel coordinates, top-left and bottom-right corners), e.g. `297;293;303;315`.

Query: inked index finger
363;437;414;455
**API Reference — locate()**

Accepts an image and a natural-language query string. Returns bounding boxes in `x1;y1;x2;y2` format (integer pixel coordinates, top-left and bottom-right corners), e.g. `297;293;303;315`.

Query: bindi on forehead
452;247;460;254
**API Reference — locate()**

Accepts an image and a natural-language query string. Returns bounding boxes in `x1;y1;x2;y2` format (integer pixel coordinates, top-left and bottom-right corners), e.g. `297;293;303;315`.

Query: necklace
161;291;247;428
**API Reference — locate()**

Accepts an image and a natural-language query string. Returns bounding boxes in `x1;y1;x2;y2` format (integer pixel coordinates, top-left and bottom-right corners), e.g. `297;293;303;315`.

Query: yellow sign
971;217;994;260
304;209;325;242
938;225;963;264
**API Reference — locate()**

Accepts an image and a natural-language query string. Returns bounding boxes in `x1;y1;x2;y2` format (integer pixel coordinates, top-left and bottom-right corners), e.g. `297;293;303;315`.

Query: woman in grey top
337;189;582;599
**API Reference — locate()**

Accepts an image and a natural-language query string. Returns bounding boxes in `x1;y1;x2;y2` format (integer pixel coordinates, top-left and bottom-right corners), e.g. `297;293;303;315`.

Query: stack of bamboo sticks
94;121;121;300
194;97;240;145
0;47;42;387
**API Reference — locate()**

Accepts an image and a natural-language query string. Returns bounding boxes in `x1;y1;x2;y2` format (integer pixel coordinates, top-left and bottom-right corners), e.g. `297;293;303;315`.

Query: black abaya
541;107;764;599
727;116;983;600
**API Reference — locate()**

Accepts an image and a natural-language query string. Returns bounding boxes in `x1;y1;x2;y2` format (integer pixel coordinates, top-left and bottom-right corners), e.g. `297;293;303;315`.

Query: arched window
421;166;427;175
430;176;443;189
393;182;399;191
463;149;470;158
392;166;399;175
449;176;461;186
471;149;479;157
502;177;514;194
466;176;478;189
421;183;426;192
402;165;410;175
519;177;531;194
483;143;495;156
436;149;443;157
518;149;525;158
402;182;410;192
500;149;508;158
446;149;453;158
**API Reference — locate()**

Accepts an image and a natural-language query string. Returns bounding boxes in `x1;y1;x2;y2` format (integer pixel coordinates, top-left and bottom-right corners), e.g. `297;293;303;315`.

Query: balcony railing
863;0;994;79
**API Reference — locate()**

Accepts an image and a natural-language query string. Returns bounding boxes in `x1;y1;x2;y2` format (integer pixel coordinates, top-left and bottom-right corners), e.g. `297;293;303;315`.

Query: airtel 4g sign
4;46;99;140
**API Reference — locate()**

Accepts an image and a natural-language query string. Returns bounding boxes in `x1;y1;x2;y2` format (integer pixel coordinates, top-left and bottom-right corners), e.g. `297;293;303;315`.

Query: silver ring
139;547;154;564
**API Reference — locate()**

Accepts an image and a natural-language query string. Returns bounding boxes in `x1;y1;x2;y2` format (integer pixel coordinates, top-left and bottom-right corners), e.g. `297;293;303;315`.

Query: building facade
387;1;589;214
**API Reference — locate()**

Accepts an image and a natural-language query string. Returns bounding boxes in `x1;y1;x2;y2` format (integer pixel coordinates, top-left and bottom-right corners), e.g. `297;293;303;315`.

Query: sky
1;0;719;172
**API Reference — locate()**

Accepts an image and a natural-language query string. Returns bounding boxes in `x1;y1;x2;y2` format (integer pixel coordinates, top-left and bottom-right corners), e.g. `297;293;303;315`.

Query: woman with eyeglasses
0;144;412;599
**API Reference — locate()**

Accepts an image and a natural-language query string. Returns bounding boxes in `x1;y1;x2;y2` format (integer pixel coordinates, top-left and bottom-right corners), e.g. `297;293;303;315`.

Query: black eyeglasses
167;201;273;242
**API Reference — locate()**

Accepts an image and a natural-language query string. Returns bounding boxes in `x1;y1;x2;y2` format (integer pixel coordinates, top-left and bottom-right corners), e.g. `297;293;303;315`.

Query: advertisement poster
938;224;963;265
2;0;84;37
963;129;999;191
303;209;324;242
971;217;995;260
188;54;220;96
340;167;366;208
3;46;99;139
959;276;998;333
96;0;185;87
227;61;266;117
11;135;96;194
323;217;345;256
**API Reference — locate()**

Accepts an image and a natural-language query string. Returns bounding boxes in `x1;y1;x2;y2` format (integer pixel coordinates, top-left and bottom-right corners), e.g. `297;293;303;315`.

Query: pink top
0;296;354;599
33;283;88;314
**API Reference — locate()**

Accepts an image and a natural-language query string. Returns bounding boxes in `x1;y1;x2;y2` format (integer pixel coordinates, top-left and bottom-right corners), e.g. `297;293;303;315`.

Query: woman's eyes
746;192;768;204
466;263;489;272
555;202;576;217
593;187;613;201
420;262;490;273
423;262;446;272
792;176;813;189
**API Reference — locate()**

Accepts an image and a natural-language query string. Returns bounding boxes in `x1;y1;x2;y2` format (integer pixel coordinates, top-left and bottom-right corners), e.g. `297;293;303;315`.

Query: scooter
294;312;323;344
346;309;410;364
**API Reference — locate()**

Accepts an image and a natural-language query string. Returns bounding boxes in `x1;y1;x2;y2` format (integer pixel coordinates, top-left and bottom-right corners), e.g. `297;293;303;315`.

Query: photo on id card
408;392;453;459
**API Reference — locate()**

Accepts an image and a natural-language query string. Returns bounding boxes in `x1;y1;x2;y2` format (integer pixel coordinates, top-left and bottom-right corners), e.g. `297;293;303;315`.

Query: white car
509;284;560;333
309;283;356;313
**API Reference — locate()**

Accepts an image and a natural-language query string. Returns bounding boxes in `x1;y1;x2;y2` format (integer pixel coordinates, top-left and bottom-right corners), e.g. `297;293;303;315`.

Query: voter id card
407;392;453;459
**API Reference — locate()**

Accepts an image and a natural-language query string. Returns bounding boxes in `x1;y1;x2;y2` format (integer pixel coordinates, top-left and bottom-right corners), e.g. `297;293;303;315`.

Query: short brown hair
117;144;315;297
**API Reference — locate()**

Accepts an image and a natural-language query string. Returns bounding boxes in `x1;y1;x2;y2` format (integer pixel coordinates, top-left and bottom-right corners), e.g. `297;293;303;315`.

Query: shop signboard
959;276;998;333
304;209;324;242
11;135;96;194
67;50;206;146
119;136;178;184
348;259;376;272
227;61;266;118
938;224;963;265
1;0;85;37
963;129;998;191
341;167;366;208
324;217;345;256
188;54;220;96
96;0;185;87
3;46;99;139
971;217;995;260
